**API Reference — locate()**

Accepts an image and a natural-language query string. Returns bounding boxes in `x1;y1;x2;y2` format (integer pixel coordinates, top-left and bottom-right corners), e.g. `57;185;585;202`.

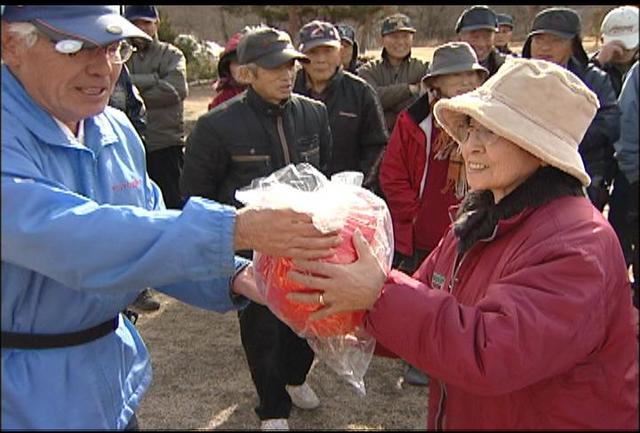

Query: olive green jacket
127;38;188;152
357;49;428;132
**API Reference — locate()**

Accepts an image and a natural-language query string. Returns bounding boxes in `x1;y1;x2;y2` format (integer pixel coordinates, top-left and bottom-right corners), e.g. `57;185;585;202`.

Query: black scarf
453;167;585;254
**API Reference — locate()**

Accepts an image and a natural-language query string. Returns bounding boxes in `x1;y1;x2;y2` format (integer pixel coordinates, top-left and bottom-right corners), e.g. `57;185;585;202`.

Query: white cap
601;6;639;50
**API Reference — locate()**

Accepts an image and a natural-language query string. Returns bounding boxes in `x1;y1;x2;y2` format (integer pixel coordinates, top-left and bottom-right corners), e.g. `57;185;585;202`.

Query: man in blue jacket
0;6;339;430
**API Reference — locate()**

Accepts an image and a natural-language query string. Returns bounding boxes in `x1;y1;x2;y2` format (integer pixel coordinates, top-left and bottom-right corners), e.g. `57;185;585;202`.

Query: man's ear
1;22;28;68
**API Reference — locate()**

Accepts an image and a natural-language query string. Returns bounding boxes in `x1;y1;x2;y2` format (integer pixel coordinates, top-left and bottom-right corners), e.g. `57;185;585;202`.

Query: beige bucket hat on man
433;56;599;187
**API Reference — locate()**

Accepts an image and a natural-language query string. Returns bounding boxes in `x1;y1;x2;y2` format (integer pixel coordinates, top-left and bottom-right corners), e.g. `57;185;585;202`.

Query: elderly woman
379;41;487;385
287;57;639;429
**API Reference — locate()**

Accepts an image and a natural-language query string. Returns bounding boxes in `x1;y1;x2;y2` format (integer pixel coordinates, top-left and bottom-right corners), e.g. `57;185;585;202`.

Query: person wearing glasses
1;6;340;430
285;57;639;429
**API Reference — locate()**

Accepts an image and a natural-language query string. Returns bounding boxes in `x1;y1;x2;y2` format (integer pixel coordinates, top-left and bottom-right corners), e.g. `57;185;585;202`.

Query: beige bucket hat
433;57;599;187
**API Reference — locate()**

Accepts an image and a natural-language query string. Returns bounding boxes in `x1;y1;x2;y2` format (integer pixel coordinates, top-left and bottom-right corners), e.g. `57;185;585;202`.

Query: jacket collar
452;167;585;254
1;65;119;151
406;92;431;124
246;86;291;117
294;67;343;98
381;48;412;65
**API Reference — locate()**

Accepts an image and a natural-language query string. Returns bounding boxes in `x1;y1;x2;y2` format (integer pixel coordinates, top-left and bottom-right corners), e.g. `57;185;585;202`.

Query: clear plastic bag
235;163;394;395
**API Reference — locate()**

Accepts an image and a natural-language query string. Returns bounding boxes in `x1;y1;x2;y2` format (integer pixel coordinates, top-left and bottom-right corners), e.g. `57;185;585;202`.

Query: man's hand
596;40;626;65
234;206;341;259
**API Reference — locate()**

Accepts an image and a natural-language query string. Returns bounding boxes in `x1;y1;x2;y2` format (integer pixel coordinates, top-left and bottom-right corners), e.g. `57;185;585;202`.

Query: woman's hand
286;229;388;321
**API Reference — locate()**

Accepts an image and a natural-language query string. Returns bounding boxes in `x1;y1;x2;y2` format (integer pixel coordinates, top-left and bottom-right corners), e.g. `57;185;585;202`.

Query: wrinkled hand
235;206;341;259
597;40;625;65
285;229;388;321
231;264;265;305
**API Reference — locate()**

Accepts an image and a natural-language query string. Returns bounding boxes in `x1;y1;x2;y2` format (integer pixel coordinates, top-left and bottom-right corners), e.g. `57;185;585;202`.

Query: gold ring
318;293;325;306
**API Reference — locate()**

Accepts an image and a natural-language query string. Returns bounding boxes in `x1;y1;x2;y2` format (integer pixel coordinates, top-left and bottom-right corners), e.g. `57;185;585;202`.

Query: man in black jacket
180;25;332;431
522;7;621;211
294;20;388;182
455;5;506;77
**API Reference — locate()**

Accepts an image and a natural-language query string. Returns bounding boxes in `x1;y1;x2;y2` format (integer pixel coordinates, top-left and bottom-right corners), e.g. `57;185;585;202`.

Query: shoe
132;289;160;311
404;365;429;386
260;418;289;430
285;382;320;410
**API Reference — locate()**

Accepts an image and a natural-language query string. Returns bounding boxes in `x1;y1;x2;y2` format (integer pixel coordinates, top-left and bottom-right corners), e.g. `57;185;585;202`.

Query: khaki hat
433;57;599;187
421;42;488;86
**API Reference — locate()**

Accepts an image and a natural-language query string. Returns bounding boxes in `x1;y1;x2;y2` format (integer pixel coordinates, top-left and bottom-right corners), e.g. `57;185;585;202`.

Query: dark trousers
146;145;185;210
125;413;139;431
609;172;639;305
238;302;315;420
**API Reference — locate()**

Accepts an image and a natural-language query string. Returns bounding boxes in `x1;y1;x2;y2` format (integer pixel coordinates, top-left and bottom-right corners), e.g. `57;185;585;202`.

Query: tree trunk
287;6;302;40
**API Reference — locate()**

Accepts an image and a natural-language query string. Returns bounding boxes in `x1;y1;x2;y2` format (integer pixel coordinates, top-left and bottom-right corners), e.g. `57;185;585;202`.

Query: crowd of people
1;4;638;431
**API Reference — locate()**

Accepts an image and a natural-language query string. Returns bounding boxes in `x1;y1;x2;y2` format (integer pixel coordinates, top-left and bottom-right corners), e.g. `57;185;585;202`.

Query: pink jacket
365;195;639;429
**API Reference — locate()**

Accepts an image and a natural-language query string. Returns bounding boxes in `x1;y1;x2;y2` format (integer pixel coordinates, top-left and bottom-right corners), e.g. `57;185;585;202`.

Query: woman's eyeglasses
458;119;501;146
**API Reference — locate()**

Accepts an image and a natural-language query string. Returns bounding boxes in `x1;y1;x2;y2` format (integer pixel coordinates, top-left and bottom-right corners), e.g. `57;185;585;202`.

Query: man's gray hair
5;22;39;48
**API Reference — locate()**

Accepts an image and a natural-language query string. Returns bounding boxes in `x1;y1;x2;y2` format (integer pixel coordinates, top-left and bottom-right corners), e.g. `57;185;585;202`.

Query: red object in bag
256;209;378;338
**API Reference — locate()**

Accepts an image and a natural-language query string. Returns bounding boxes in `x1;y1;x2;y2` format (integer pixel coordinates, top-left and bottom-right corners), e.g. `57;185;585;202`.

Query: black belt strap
1;317;119;349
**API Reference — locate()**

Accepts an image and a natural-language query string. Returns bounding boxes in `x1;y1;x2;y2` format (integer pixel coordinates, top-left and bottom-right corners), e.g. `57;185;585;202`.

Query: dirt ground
134;294;427;430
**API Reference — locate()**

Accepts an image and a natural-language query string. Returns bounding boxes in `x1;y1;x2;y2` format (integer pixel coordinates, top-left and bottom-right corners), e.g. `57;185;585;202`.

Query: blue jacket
614;61;639;185
1;65;248;430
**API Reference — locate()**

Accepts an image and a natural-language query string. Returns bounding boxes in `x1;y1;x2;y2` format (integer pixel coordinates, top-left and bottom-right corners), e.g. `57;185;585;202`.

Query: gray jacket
356;49;428;132
127;38;188;152
614;61;639;184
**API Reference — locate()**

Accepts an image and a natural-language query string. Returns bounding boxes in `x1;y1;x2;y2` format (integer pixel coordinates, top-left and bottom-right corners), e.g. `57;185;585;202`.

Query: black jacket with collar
293;68;388;178
181;86;332;208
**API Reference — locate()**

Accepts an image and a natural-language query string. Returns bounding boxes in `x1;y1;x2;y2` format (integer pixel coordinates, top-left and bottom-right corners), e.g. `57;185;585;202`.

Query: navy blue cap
124;5;159;22
2;6;151;47
455;5;498;33
336;24;356;45
298;21;341;53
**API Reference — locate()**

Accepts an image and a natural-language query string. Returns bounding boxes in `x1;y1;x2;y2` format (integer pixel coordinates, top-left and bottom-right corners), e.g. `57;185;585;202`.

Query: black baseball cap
237;26;309;69
455;5;498;33
124;5;159;22
529;8;581;40
381;13;416;36
298;20;341;53
497;13;514;29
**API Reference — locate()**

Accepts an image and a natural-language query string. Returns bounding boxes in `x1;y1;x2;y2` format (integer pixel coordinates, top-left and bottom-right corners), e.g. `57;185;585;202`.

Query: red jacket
365;193;638;429
379;94;459;256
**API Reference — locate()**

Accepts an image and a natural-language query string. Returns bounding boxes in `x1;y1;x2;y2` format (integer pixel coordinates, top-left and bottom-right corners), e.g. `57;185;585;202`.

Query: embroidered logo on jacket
112;178;142;193
431;272;446;290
